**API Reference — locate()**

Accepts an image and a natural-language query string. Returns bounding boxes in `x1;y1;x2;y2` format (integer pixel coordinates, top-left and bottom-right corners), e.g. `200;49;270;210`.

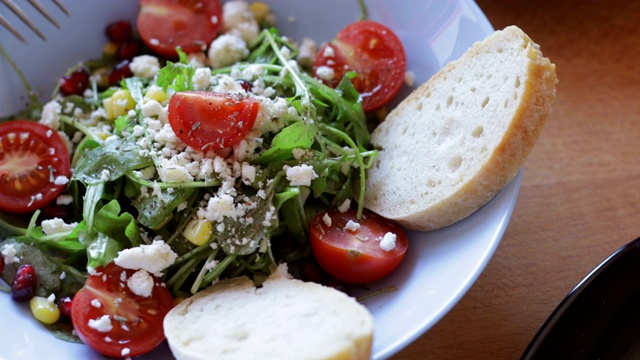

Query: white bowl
0;1;516;359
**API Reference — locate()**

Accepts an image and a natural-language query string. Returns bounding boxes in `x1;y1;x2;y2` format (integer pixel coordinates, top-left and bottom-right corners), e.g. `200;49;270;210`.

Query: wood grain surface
395;1;640;358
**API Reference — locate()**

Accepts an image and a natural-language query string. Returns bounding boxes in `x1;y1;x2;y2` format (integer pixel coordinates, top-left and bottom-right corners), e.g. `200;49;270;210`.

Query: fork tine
1;0;46;40
52;0;69;17
0;13;27;43
27;0;60;28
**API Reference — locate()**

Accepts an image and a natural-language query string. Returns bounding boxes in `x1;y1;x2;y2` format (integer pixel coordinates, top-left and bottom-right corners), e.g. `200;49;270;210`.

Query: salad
0;0;411;358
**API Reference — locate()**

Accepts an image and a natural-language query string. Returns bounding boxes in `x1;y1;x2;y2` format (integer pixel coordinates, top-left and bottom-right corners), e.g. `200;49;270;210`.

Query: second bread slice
364;25;557;231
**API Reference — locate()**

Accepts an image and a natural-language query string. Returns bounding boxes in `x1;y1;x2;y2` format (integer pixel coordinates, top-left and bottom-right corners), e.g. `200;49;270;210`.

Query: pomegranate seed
105;20;133;44
117;42;141;61
59;68;90;96
11;264;37;301
0;256;4;275
237;79;253;92
300;260;327;284
57;296;73;318
108;60;134;86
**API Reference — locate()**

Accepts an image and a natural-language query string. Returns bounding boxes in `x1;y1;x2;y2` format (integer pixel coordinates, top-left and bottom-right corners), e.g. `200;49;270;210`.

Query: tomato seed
11;264;37;301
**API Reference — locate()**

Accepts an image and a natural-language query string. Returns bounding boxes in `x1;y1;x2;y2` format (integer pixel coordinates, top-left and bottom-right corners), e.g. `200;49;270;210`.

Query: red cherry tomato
168;91;260;151
313;20;407;112
309;208;408;284
71;262;174;359
0;120;71;213
137;0;223;58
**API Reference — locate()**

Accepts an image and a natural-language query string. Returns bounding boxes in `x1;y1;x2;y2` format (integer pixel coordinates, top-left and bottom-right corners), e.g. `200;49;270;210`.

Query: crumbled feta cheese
100;169;111;182
140;100;165;119
127;270;154;297
129;55;160;79
121;348;131;357
322;213;332;227
60;271;66;280
91;299;102;308
380;232;397;251
53;175;69;185
56;194;73;205
296;37;318;68
1;244;20;264
337;199;351;213
315;65;335;82
344;220;360;232
39;100;62;130
404;71;416;87
113;240;178;274
47;293;56;303
207;34;249;69
322;46;335;58
285;164;317;186
41;218;78;235
241;163;256;184
223;0;260;44
193;67;213;91
88;315;113;333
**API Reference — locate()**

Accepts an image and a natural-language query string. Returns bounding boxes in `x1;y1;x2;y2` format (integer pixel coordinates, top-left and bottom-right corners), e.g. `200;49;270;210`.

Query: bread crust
364;26;557;231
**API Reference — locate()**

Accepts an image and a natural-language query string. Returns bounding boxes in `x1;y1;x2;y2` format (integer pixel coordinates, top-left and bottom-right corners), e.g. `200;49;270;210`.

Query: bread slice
163;266;373;360
364;25;557;231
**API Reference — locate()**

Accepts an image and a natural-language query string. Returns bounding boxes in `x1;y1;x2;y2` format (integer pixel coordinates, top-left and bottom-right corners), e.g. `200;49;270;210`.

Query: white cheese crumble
56;194;74;205
379;232;397;252
296;37;318;67
285;164;318;186
337;199;351;213
41;218;78;235
315;66;335;82
53;175;69;185
322;213;332;227
208;34;249;69
1;244;20;264
343;220;360;232
88;315;113;333
121;348;131;357
39;100;62;130
47;293;56;303
404;71;416;87
129;55;160;79
127;270;154;298
91;299;102;308
113;240;178;274
322;46;335;57
223;0;260;44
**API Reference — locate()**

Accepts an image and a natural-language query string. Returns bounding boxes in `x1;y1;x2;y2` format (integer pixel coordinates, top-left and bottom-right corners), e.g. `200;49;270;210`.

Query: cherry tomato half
313;20;407;112
71;263;174;358
137;0;223;58
309;208;408;284
0;120;71;213
168;91;260;151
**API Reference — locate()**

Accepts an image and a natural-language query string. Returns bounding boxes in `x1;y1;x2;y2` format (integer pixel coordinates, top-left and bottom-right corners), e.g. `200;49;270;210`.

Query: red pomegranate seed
59;68;90;96
0;256;4;275
117;42;141;61
108;60;134;86
57;296;73;318
237;79;254;92
300;259;327;284
105;20;133;44
11;264;37;301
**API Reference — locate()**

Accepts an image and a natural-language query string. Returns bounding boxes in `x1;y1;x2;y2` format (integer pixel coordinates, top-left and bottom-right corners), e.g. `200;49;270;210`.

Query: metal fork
0;0;69;43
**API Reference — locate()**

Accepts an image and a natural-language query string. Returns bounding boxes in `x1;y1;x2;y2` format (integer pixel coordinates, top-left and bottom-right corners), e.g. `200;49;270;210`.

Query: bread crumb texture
164;275;373;360
364;26;557;231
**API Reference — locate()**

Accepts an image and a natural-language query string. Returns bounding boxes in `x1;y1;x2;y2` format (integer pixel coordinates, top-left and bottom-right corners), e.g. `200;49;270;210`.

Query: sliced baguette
163;266;373;360
364;25;557;231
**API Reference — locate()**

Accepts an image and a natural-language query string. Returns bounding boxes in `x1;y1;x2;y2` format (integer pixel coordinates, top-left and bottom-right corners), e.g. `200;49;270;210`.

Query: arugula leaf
254;121;317;164
124;180;197;230
156;49;195;92
73;138;153;184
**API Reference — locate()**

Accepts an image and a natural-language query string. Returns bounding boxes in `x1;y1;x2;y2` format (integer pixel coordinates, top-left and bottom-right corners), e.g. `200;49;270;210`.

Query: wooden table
396;1;640;358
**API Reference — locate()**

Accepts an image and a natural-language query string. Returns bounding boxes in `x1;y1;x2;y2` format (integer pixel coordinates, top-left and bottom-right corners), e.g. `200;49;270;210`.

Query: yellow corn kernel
103;42;119;58
103;89;135;120
250;2;270;24
183;219;213;246
144;86;169;104
29;296;61;325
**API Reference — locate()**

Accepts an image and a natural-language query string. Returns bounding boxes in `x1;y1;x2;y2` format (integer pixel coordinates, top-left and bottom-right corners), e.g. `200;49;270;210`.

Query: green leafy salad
0;26;377;300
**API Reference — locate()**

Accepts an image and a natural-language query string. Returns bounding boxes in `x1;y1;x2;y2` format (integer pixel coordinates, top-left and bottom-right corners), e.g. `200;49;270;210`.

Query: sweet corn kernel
103;42;119;58
144;86;169;104
250;2;270;24
183;219;214;246
29;296;61;325
103;89;135;120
